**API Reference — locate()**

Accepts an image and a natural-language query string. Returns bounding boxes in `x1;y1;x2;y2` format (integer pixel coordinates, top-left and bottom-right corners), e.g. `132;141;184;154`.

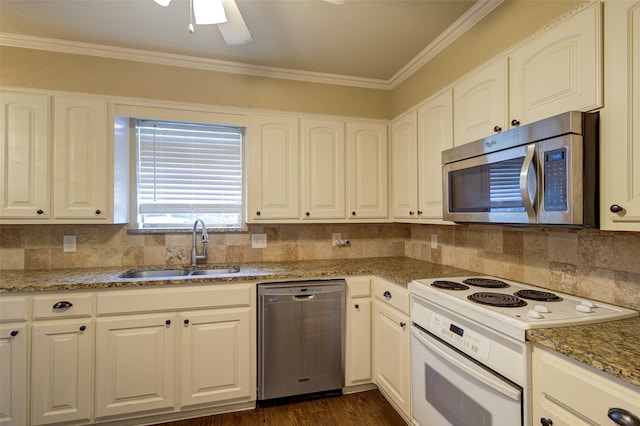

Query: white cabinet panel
301;119;345;219
510;2;602;125
345;277;373;387
0;92;50;220
417;89;453;222
347;122;388;219
179;308;252;407
31;320;92;425
391;111;418;220
247;115;300;220
53;96;108;220
0;324;27;426
95;314;176;418
601;0;640;231
453;59;509;146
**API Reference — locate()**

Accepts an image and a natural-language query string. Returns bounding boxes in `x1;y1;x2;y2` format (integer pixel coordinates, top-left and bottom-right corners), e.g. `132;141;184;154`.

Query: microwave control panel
543;148;568;211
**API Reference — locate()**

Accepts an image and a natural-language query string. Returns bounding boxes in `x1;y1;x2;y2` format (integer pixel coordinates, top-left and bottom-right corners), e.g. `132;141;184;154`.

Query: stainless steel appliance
442;111;599;226
409;276;637;426
258;279;345;404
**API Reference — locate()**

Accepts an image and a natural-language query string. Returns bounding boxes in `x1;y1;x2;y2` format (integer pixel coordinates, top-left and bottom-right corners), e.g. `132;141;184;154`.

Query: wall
0;46;390;119
0;223;408;270
405;224;640;311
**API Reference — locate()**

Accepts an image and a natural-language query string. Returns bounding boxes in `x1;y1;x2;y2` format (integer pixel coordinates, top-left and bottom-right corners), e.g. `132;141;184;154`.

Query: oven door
411;326;522;426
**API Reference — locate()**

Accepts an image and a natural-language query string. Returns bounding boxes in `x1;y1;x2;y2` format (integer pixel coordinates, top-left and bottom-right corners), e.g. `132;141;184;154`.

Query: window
135;119;244;229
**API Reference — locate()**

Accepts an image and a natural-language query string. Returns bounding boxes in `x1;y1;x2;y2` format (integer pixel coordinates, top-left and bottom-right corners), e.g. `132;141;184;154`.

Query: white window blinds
136;120;243;228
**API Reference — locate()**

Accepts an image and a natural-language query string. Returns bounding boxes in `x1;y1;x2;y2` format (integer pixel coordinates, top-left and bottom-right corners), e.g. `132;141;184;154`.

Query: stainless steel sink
120;266;240;279
189;267;240;275
120;269;191;279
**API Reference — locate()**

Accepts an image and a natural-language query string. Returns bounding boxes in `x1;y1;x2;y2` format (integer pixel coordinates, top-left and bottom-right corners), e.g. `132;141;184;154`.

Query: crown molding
0;0;501;91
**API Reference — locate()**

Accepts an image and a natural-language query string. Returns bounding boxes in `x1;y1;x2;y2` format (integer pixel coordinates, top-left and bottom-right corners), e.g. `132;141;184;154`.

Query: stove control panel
428;312;491;361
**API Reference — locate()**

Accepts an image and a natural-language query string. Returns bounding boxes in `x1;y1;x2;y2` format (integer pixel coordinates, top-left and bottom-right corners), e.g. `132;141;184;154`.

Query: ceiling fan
153;0;345;46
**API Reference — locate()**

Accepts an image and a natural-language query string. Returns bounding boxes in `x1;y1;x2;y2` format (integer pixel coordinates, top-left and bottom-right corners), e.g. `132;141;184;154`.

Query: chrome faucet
191;219;209;266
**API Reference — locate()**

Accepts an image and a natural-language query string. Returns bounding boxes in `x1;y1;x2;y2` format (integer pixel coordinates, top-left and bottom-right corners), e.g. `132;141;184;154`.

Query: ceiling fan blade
218;0;252;45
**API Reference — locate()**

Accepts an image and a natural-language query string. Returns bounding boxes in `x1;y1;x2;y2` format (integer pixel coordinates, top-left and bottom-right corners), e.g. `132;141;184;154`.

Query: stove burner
514;289;561;302
463;278;510;288
467;292;528;307
431;280;470;291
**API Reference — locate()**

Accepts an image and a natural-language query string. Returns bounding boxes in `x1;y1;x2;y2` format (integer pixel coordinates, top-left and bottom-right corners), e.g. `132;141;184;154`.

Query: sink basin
120;269;190;279
120;266;240;279
189;267;240;276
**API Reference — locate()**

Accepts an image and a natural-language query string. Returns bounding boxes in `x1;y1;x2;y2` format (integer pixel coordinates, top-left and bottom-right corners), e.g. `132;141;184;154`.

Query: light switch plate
252;234;267;249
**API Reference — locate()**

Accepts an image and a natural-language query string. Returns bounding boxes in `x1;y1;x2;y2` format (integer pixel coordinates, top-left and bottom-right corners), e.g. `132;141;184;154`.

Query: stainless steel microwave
442;111;599;227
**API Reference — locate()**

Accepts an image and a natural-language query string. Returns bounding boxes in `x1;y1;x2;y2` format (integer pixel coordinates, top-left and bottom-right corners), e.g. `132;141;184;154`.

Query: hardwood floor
154;390;407;426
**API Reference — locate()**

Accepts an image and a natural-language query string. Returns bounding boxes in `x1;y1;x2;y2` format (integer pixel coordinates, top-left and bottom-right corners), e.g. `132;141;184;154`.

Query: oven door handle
519;143;537;223
415;329;521;401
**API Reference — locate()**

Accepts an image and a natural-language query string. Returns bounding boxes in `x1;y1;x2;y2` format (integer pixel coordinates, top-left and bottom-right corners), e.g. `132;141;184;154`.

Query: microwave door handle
519;144;537;222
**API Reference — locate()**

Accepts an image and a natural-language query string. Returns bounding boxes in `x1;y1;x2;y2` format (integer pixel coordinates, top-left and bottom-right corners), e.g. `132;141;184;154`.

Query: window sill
127;226;249;235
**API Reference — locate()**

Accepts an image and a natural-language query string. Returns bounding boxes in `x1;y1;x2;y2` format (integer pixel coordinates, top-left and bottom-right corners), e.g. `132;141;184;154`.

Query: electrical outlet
251;234;267;249
431;234;438;249
332;233;341;246
63;235;77;253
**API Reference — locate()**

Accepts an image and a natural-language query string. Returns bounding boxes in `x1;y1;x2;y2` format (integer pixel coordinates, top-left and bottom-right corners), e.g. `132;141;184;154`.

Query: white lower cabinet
179;308;252;408
344;277;373;388
0;324;27;426
372;278;410;420
31;320;92;425
95;314;176;418
532;344;640;426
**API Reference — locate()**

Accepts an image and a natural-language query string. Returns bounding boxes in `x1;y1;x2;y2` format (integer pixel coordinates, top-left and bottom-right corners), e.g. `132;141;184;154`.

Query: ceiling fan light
194;0;227;25
153;0;171;6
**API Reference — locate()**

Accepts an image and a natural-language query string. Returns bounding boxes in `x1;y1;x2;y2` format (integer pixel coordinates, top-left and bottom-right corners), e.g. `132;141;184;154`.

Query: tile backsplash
1;222;638;310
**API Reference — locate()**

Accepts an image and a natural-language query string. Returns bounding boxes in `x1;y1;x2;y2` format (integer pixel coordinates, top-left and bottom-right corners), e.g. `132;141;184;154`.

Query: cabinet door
417;90;453;222
95;315;176;418
179;308;252;408
346;122;388;220
390;111;418;220
345;277;372;387
301;119;345;219
372;301;410;418
453;58;508;146
510;2;602;126
53;96;109;220
247;115;300;220
0;92;50;220
600;0;640;231
31;320;92;425
0;324;27;426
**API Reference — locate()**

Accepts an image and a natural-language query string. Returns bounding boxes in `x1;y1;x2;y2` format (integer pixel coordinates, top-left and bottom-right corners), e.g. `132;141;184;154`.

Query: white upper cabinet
53;96;109;220
453;2;602;147
391;111;419;220
417;89;453;222
509;1;602;125
247;114;300;221
301;118;346;220
0;92;51;220
453;58;509;146
600;0;640;231
346;122;388;220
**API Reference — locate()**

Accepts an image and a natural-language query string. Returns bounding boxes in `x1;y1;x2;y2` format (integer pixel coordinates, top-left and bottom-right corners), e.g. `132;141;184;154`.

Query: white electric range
408;276;638;426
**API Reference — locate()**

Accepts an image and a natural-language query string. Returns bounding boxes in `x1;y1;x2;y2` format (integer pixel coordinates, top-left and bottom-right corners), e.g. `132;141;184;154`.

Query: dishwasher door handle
294;294;316;300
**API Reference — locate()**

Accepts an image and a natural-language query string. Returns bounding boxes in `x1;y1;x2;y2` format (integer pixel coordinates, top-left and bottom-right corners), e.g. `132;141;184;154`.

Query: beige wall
389;0;583;117
0;46;390;119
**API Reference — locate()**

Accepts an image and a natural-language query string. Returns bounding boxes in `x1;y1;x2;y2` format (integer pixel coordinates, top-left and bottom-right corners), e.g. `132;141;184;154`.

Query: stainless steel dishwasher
257;279;345;405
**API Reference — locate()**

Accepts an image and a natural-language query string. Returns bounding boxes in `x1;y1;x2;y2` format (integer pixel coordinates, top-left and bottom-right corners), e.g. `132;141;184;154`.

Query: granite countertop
0;257;473;293
526;317;640;387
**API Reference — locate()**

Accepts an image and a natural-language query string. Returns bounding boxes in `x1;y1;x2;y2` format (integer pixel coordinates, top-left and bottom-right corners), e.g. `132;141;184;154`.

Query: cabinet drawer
32;293;93;319
96;283;254;315
373;279;409;315
0;296;29;322
347;276;371;298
